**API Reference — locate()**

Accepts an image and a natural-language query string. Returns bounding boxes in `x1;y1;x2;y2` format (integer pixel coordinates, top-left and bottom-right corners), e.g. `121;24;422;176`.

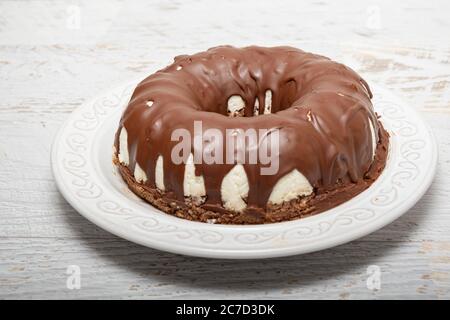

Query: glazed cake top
116;46;380;213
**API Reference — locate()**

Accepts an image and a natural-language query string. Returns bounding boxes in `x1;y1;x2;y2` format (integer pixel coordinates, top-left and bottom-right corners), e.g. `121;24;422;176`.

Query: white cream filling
183;153;206;200
268;169;313;205
227;95;245;116
155;155;165;191
264;89;272;114
134;162;147;183
118;127;129;165
254;97;259;116
221;164;249;212
369;118;377;160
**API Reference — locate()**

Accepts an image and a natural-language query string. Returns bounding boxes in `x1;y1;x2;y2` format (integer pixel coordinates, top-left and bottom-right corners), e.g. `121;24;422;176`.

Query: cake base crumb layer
114;122;388;225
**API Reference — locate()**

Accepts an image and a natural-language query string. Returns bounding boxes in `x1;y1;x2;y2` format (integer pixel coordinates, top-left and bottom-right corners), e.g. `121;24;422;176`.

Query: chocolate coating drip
115;46;385;214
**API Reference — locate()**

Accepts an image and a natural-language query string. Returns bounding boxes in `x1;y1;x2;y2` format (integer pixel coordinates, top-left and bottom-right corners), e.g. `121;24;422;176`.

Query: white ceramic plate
51;80;437;259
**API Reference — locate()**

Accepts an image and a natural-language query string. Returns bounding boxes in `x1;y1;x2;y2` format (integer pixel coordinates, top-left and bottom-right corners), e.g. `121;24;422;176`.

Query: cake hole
206;85;294;117
176;65;182;71
146;100;154;107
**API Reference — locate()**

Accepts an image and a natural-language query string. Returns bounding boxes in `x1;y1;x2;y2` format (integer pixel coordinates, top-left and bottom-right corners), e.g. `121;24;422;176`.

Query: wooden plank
0;238;449;299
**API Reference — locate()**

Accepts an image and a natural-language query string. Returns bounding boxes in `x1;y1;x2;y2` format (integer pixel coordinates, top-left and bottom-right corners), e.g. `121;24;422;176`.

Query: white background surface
1;0;449;299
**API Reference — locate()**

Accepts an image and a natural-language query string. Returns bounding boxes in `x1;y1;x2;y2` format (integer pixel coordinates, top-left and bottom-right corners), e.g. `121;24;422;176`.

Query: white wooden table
1;0;449;299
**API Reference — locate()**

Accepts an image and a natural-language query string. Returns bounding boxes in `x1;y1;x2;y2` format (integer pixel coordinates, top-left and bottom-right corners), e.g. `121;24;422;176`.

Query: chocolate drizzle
115;46;385;214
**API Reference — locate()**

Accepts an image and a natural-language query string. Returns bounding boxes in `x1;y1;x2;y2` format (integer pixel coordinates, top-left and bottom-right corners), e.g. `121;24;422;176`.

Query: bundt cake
113;46;388;224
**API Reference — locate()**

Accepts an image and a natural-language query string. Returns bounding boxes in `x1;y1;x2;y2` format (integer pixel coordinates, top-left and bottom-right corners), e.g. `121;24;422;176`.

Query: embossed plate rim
51;80;438;259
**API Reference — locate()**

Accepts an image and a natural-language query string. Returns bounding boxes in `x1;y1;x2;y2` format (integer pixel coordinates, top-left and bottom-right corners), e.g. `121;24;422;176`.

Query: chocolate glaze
114;126;387;224
115;46;387;215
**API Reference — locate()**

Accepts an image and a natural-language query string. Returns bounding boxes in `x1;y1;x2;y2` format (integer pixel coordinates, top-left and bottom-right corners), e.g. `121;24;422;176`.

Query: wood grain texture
0;0;449;299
